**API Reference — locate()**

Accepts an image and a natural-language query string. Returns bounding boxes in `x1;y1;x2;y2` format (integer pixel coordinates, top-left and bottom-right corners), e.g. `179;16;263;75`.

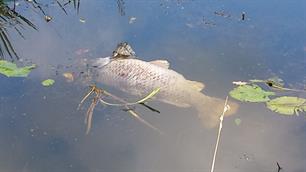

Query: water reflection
0;0;36;59
0;0;81;60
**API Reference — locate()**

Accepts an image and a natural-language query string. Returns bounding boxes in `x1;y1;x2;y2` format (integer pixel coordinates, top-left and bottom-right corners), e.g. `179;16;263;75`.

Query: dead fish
92;44;238;127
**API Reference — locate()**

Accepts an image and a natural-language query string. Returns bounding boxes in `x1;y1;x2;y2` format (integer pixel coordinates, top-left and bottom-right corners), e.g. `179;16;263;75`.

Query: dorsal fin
187;80;205;91
149;60;170;69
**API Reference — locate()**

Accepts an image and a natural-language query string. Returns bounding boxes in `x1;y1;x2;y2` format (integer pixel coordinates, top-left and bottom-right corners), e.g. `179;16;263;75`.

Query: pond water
0;0;306;172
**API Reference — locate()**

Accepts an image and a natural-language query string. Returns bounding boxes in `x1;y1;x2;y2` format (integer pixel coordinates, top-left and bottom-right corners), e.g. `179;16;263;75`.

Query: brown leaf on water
62;72;74;82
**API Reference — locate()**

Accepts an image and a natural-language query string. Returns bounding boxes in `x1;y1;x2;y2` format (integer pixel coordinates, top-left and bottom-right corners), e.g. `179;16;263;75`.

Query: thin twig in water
139;102;160;113
277;162;282;172
210;96;229;172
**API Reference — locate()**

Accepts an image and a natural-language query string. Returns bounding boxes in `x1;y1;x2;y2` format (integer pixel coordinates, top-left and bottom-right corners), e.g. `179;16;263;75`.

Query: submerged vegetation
78;85;162;134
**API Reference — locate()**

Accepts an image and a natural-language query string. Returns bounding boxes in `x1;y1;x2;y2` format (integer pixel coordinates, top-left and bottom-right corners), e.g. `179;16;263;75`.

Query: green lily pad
0;60;36;77
41;79;55;87
229;84;275;102
266;96;306;116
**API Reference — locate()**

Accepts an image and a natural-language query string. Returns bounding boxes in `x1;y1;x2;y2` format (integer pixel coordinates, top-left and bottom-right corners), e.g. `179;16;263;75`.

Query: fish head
91;57;111;68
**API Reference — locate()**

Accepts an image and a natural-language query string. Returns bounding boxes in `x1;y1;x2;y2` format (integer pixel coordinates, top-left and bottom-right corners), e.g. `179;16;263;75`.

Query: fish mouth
91;57;112;68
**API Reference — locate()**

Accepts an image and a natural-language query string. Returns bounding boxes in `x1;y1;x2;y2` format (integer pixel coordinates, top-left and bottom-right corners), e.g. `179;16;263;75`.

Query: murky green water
0;0;305;172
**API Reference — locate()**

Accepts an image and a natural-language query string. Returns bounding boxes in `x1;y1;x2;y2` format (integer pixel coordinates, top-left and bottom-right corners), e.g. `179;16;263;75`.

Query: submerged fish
92;43;238;127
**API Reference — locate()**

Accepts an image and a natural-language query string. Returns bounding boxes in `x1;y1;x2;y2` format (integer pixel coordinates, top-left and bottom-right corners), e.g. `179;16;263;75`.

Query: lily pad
266;96;306;115
41;79;55;87
0;60;36;77
229;84;275;102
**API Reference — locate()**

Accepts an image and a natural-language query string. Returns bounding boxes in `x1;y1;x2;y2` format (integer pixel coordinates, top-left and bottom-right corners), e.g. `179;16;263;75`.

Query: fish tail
193;93;239;128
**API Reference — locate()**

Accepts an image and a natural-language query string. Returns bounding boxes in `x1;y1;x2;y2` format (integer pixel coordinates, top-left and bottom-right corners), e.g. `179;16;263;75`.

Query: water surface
0;0;305;172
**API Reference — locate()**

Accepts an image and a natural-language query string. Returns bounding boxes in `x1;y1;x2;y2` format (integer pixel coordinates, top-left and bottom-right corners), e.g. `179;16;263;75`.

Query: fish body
93;56;238;127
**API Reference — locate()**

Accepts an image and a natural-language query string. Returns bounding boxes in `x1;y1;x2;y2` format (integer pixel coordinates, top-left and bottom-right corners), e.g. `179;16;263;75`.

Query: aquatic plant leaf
0;60;36;77
266;96;306;116
229;84;275;102
41;79;55;87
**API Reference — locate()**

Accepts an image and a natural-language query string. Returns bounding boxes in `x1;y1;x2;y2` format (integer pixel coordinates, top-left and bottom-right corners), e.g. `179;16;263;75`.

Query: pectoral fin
149;60;170;69
186;80;205;91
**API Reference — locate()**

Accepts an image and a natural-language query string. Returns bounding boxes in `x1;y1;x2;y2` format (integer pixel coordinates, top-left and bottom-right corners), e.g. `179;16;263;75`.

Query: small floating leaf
0;60;36;77
41;79;55;87
229;84;275;102
266;96;306;115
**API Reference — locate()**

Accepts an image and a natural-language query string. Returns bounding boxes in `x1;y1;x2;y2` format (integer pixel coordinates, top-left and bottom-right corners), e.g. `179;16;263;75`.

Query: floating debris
241;12;246;21
0;60;36;77
79;18;86;23
276;162;283;172
128;16;137;24
232;81;248;86
62;72;74;82
214;11;231;18
44;15;52;22
202;17;217;26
